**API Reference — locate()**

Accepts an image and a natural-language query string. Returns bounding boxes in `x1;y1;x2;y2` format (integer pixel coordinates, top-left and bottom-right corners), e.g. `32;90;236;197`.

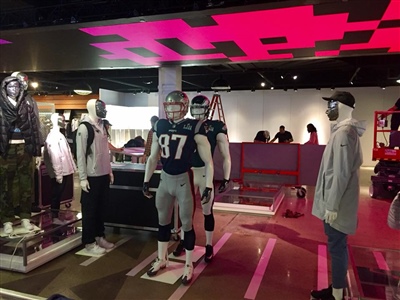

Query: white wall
101;86;400;166
186;87;400;167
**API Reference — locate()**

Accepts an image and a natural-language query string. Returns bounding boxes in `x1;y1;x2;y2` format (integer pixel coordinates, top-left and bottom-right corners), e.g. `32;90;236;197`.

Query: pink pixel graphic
80;0;400;66
0;39;12;45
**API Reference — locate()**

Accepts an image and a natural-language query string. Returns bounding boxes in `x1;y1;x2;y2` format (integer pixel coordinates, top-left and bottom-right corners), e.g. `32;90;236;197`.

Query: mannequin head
51;113;60;130
323;91;355;122
87;99;107;122
6;80;22;100
11;72;29;91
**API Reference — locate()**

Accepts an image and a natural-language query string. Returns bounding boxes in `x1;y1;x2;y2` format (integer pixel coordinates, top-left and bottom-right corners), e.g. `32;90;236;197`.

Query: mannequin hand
143;182;153;199
218;179;230;193
80;180;90;193
109;172;114;184
35;157;41;167
201;187;213;205
56;176;63;184
324;209;338;225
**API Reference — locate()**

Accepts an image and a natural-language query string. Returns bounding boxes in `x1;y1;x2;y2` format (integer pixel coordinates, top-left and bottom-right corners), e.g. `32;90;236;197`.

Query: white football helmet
190;95;210;120
163;90;189;121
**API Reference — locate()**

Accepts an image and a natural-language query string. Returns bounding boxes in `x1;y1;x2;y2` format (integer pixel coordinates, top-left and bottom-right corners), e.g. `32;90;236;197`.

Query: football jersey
155;118;207;175
192;120;228;168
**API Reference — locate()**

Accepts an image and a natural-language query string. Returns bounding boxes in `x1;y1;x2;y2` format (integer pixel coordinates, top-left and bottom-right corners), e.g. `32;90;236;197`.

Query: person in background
141;115;159;163
104;119;123;152
381;98;400;148
253;130;270;143
304;123;319;145
269;125;293;143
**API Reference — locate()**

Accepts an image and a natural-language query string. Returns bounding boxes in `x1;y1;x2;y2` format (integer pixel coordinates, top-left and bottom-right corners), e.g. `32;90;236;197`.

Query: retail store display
43;113;76;217
143;90;214;285
0;76;42;235
311;91;365;300
75;99;114;255
174;94;231;263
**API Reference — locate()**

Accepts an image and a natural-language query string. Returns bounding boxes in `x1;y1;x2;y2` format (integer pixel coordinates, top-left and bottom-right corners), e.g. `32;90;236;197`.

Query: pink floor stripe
373;251;390;271
244;238;277;300
168;233;232;300
317;245;329;291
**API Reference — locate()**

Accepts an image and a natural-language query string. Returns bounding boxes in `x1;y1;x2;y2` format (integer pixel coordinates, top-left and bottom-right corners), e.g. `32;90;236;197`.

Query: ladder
208;93;226;124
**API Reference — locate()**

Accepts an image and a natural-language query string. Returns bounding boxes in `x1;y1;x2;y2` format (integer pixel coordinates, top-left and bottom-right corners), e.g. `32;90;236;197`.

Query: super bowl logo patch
183;123;192;130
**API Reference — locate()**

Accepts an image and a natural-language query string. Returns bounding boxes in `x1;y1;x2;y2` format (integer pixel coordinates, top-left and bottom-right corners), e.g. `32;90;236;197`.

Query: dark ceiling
0;0;399;95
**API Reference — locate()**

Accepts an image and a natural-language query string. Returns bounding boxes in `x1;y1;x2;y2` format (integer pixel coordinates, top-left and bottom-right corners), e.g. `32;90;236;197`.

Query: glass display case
0;210;82;273
214;181;285;215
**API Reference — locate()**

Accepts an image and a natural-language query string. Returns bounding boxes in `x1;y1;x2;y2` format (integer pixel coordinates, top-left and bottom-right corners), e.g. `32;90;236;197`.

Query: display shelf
0;210;82;273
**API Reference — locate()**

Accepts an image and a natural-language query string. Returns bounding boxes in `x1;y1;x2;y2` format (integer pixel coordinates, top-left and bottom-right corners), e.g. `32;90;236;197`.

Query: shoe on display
95;237;115;250
173;240;185;257
204;244;214;263
311;284;332;299
21;219;34;231
147;257;167;277
85;242;106;255
181;264;193;285
3;222;13;234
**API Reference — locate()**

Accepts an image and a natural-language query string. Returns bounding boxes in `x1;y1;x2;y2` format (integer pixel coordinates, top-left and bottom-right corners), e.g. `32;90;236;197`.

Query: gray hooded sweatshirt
312;118;366;235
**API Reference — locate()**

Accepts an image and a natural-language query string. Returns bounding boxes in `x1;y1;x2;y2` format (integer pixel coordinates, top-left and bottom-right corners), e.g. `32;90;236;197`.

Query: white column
158;66;182;118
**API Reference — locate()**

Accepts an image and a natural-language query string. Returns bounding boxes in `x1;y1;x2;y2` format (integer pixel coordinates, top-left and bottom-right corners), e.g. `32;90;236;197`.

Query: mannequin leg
0;156;16;224
17;148;34;221
50;177;67;218
324;222;348;298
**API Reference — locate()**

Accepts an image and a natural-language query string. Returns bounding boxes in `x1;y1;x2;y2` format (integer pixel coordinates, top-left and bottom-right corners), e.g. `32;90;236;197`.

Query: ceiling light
211;76;230;91
331;87;335;91
350;81;354;85
270;86;274;90
280;75;284;79
31;82;39;89
397;79;400;84
294;88;298;92
292;75;298;80
73;82;92;95
382;86;386;90
261;82;266;87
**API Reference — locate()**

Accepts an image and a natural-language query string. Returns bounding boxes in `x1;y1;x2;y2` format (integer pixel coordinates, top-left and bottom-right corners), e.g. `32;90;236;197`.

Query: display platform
214;181;285;215
0;210;82;273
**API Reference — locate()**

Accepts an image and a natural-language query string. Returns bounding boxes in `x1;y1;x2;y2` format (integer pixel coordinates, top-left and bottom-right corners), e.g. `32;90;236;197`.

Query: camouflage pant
0;144;34;223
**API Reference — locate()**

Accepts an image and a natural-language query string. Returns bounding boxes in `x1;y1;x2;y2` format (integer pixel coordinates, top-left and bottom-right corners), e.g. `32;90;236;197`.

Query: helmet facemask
163;91;189;122
190;95;210;120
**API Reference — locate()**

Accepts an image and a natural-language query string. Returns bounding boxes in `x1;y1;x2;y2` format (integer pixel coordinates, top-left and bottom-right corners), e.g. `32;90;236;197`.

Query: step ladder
209;93;226;123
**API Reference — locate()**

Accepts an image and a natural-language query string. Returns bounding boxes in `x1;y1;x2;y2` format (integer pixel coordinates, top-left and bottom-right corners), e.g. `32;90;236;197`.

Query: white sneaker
21;219;34;231
95;237;114;250
181;264;193;285
147;257;168;277
85;242;106;255
3;222;13;234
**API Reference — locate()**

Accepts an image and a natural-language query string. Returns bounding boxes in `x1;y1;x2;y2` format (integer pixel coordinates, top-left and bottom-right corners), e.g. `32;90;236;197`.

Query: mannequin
76;99;114;255
43;113;76;219
11;72;43;213
143;91;213;285
0;76;42;234
311;91;365;300
173;94;231;263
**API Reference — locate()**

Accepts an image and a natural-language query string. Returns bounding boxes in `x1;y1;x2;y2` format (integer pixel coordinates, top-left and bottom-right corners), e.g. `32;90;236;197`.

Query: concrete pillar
158;66;182;118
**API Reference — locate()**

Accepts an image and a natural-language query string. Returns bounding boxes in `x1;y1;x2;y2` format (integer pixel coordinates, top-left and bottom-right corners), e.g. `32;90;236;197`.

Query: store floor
1;168;399;300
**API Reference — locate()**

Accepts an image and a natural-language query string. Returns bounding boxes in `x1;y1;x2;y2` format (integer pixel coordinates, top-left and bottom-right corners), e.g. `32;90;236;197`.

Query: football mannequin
311;91;365;300
143;90;213;285
76;99;114;255
173;94;231;262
